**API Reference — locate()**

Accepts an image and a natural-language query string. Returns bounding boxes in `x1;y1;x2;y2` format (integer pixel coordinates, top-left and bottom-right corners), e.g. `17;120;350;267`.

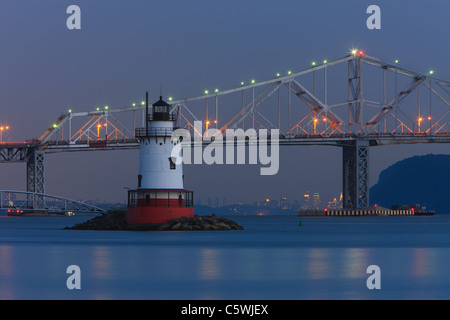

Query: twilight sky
0;0;449;205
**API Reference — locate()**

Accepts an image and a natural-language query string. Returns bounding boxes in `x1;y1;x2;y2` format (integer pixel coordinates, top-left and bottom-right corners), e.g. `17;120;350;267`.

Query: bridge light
168;97;173;101
251;79;256;84
104;106;109;110
241;81;245;86
68;109;72;113
204;90;209;95
287;70;292;75
132;103;136;107
429;70;434;75
141;101;145;106
53;124;58;128
312;61;316;66
428;116;432;120
395;59;399;64
351;49;357;55
215;88;219;93
323;59;328;64
276;73;280;77
358;50;364;56
96;107;100;111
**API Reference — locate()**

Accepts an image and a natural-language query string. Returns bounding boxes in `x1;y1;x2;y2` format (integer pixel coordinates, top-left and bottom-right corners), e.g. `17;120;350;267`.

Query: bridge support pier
26;149;45;209
342;140;369;209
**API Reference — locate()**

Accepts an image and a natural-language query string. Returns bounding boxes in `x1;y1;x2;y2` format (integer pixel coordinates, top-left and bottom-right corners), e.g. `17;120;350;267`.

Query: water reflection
0;216;449;299
199;249;220;280
0;246;15;299
307;248;330;280
411;248;435;277
343;248;368;279
91;246;112;280
0;246;13;277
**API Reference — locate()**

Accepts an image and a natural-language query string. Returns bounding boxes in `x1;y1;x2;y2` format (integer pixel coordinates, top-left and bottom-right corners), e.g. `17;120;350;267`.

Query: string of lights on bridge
56;49;438;118
50;49;438;134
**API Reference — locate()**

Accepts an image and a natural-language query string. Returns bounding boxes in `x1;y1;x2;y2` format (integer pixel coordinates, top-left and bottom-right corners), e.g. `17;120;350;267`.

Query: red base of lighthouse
126;189;194;228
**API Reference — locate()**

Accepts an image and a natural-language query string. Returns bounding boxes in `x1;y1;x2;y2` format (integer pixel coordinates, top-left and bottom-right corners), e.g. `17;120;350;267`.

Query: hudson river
1;214;450;300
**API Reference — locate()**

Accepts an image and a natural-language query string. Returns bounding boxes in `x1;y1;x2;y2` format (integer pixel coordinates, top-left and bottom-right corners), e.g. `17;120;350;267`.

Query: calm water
1;214;450;300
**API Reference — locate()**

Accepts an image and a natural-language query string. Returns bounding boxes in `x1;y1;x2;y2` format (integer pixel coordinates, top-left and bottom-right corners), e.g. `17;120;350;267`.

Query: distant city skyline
195;189;343;210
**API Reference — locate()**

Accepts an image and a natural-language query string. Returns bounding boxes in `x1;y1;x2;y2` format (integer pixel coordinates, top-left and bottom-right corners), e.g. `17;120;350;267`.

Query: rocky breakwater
65;210;244;231
158;214;244;231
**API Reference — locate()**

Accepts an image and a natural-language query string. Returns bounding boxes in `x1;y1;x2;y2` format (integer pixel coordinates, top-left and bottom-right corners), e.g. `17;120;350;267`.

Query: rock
64;209;127;231
65;210;244;232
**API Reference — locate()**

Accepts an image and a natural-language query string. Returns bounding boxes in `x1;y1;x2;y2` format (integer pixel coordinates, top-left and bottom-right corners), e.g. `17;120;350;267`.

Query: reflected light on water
307;249;330;280
343;248;368;279
411;248;436;277
0;246;13;277
92;246;113;279
199;249;221;280
0;246;15;299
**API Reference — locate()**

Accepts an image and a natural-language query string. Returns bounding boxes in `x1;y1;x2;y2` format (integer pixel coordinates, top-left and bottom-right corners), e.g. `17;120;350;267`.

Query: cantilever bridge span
1;51;450;210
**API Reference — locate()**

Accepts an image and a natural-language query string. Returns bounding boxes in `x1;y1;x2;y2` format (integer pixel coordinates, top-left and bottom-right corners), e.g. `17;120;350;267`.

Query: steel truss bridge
0;190;106;215
1;50;450;210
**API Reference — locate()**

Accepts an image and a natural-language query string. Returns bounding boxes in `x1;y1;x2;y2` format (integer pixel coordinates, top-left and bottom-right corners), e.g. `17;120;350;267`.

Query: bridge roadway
2;131;450;162
33;132;450;149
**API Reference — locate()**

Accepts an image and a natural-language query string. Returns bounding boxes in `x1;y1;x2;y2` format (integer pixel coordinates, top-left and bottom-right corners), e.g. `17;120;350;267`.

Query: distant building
302;191;310;209
280;196;288;210
214;197;220;208
313;192;320;209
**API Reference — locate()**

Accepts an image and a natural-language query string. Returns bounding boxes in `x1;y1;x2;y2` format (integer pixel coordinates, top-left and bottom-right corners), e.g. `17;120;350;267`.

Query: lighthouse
126;93;194;228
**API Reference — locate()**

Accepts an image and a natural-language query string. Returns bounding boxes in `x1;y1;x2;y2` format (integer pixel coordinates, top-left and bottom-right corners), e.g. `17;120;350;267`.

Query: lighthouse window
169;157;176;170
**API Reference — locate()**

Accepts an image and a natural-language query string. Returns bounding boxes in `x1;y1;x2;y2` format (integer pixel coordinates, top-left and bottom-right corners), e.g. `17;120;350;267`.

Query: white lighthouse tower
126;93;194;228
